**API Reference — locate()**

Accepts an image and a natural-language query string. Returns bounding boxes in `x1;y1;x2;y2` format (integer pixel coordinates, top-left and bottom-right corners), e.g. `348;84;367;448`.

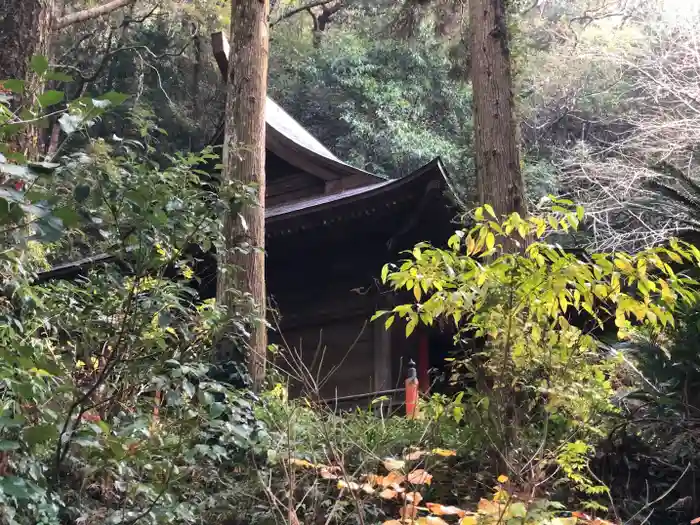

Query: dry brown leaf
404;449;429;460
379;488;399;500
403;491;423;505
425;503;466;517
361;483;375;494
366;473;382;485
382;521;404;525
407;469;433;485
381;471;406;487
390;482;406;493
477;498;502;515
383;457;406;471
320;467;339;479
337;480;361;491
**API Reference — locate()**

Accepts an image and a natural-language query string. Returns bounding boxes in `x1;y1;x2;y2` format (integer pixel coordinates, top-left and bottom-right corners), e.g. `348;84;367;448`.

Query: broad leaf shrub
0;65;266;524
374;200;700;512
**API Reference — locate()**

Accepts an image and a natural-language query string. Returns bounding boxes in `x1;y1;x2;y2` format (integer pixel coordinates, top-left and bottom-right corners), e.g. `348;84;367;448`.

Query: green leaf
30;55;49;75
381;264;389;283
483;203;496;218
0;79;25;93
406;317;417;337
53;206;81;227
0;440;20;451
485;232;495;251
95;91;130;108
37;90;64;107
45;71;74;82
23;424;58;446
0;476;33;499
73;184;91;203
209;402;226;419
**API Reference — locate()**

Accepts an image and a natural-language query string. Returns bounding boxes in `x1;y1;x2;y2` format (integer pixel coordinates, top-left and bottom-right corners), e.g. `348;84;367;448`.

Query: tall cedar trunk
0;0;55;158
468;0;526;475
216;0;270;390
469;0;526;219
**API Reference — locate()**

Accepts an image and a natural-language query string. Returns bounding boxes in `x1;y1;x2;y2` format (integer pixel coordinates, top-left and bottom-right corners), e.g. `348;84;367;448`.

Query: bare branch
55;0;137;30
270;0;343;27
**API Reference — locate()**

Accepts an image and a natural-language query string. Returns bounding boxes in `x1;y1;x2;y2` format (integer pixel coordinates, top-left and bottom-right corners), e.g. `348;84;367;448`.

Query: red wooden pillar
418;331;429;393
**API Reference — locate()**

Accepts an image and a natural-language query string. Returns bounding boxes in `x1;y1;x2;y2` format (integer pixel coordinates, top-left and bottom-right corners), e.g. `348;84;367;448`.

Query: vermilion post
405;359;419;419
418;332;429;393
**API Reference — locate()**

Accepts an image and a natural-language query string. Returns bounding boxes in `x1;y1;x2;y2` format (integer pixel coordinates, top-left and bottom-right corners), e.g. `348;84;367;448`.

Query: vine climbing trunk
216;0;270;390
468;0;526;221
0;0;56;158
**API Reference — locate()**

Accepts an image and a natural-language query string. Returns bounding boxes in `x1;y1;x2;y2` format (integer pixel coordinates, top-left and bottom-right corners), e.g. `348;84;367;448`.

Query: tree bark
217;0;270;390
0;0;136;159
468;0;526;219
0;0;55;158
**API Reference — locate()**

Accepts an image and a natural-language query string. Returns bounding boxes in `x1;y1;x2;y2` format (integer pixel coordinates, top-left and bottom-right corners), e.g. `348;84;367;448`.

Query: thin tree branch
270;0;342;27
55;0;137;30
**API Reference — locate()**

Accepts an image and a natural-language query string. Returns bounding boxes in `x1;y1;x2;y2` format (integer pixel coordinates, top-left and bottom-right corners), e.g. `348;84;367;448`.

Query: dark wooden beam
212;31;229;80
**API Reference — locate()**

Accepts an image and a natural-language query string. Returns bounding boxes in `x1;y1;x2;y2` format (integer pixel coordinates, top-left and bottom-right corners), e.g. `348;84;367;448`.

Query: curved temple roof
211;31;383;185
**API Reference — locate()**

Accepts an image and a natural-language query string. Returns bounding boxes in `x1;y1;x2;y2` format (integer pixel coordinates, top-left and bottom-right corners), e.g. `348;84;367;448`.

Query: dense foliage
3;0;700;524
1;68;265;524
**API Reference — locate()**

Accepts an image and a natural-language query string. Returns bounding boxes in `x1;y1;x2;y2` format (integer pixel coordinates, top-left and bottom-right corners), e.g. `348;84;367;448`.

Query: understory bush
0;65;265;524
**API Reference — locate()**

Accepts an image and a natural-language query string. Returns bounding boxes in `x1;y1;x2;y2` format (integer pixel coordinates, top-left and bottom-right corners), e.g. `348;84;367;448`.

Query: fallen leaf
381;471;406;487
383;457;407;471
478;498;502;515
361;483;375;494
432;448;457;457
407;469;433;485
405;449;429;460
404;491;423;505
379;488;399;500
425;503;466;517
390;482;406;493
382;521;403;525
337;480;361;491
551;518;577;525
416;517;449;525
366;474;382;485
290;458;315;469
320;467;340;479
459;514;478;525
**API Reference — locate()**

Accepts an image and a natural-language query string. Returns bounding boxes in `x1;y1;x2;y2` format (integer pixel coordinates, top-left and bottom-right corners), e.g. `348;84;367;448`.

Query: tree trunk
216;0;270;390
468;0;526;219
0;0;56;158
0;0;136;159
